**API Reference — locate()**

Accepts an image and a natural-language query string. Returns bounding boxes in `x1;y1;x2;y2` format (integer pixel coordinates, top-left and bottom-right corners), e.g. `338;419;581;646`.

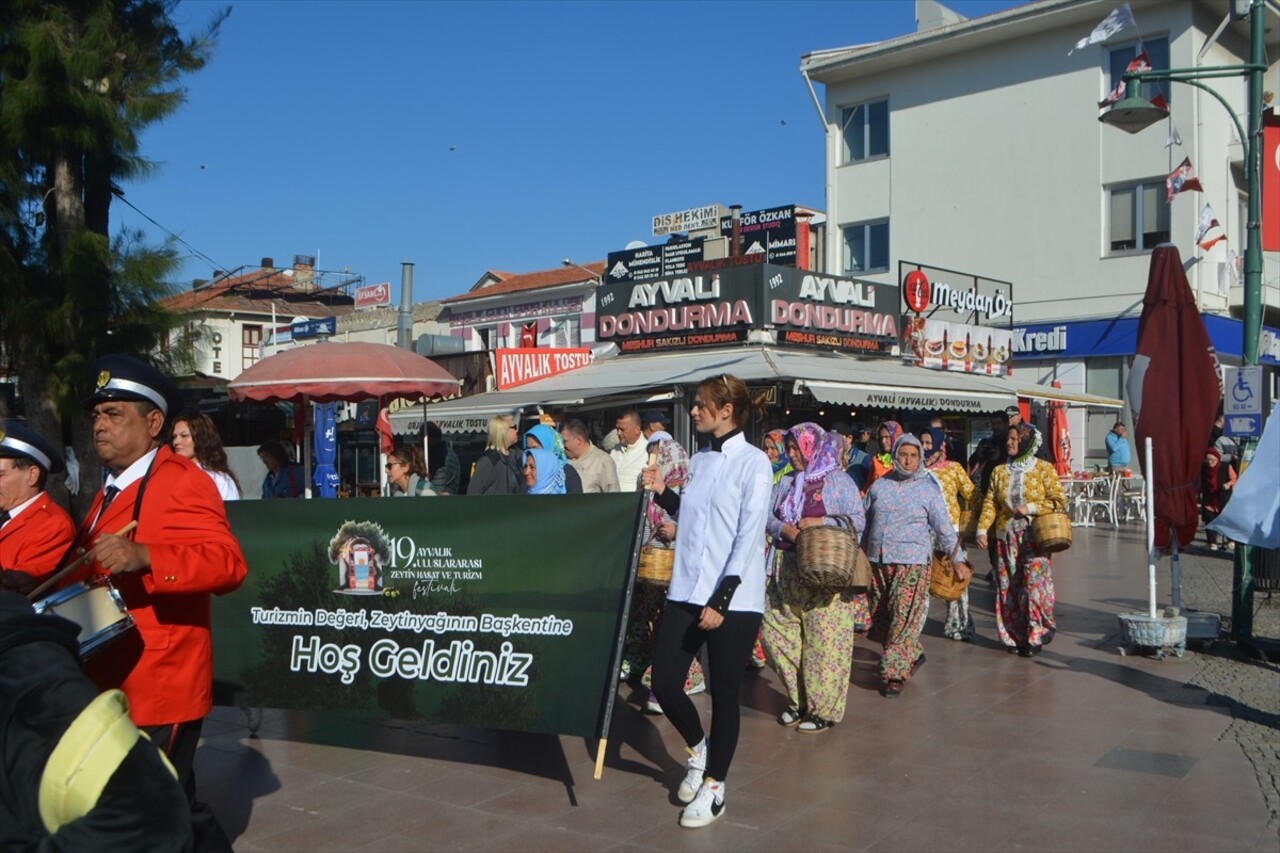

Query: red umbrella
228;341;460;403
1126;245;1221;551
1049;381;1070;476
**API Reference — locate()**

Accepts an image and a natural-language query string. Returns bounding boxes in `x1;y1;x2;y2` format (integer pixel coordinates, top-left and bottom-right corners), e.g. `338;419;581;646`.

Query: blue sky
118;0;1024;303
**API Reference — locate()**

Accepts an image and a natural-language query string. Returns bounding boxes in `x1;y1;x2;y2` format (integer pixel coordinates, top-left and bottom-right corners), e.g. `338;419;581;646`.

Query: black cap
0;419;65;475
1004;405;1021;417
640;409;671;428
853;423;871;436
829;421;854;436
84;354;184;420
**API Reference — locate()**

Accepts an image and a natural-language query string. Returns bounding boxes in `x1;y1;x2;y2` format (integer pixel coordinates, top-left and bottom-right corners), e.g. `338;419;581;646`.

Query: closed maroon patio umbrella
1125;245;1221;551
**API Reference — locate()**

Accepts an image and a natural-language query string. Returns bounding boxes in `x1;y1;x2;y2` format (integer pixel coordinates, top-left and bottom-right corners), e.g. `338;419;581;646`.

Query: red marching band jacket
0;492;76;576
68;446;248;727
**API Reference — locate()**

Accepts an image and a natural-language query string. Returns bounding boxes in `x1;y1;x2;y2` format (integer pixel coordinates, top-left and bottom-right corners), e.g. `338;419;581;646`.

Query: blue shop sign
291;317;337;339
1013;315;1279;366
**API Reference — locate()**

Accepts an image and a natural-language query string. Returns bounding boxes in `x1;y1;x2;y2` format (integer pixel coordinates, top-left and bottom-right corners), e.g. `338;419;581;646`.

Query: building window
551;316;580;348
842;220;890;274
242;324;263;367
1109;37;1170;105
1108;182;1169;252
840;99;889;163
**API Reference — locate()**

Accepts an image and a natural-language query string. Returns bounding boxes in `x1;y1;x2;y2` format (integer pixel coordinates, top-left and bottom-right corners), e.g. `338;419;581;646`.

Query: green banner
214;494;642;739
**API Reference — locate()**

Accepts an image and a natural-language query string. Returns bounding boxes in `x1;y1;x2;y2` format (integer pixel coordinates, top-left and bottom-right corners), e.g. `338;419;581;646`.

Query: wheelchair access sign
1223;366;1264;437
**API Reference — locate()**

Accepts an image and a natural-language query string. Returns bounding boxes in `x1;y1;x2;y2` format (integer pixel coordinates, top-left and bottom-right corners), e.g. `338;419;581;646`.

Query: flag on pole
1070;3;1135;54
1166;157;1203;202
1098;50;1150;107
1198;233;1226;252
1165;127;1183;147
1194;203;1220;244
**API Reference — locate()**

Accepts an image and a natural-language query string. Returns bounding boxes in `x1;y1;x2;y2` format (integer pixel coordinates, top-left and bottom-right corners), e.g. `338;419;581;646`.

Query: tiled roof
443;262;604;305
161;268;356;318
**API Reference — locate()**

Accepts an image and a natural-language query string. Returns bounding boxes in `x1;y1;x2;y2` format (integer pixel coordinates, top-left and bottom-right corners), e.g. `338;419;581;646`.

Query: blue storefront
1010;313;1278;468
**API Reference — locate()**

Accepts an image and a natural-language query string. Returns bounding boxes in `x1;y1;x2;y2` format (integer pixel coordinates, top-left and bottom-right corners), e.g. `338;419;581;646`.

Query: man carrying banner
71;354;248;851
0;420;75;594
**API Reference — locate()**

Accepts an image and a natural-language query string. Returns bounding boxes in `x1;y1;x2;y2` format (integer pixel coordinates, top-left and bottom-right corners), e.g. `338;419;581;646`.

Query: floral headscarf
645;433;689;531
763;429;790;476
523;448;565;495
891;433;930;480
924;426;948;470
524;424;568;467
779;423;843;524
876;420;903;467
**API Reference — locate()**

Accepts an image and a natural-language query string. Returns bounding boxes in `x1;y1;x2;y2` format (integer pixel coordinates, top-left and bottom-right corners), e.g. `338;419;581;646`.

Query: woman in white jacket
642;373;772;829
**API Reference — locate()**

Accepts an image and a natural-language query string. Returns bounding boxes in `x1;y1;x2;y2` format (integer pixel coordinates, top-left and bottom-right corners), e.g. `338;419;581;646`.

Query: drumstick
28;521;139;601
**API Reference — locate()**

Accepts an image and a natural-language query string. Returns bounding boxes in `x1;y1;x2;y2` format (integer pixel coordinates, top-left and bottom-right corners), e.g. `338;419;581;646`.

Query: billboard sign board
354;282;392;310
899;262;1013;328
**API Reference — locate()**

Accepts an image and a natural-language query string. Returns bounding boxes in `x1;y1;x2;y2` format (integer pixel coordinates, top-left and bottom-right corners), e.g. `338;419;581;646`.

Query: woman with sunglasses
640;374;771;829
383;446;434;497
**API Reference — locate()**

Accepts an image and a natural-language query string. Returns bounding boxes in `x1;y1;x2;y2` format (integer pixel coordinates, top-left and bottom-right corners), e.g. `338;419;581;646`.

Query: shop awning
389;346;1020;433
1016;386;1123;409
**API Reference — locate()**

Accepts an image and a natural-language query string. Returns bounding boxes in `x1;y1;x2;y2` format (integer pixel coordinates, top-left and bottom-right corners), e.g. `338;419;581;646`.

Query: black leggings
651;600;762;782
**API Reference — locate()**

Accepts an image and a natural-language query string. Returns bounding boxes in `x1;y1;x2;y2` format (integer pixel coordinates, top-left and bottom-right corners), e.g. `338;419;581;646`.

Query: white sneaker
685;682;706;697
644;692;664;715
676;739;707;804
680;778;725;828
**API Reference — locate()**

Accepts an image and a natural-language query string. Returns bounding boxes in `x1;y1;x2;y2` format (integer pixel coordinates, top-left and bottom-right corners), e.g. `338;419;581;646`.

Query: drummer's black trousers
651;601;762;783
146;720;233;853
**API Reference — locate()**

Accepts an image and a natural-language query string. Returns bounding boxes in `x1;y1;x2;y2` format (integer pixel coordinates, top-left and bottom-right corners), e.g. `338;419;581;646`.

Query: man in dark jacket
0;592;194;850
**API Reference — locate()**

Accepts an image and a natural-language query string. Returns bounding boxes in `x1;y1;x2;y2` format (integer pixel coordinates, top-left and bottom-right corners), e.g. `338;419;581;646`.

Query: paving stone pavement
1173;534;1280;835
196;523;1280;851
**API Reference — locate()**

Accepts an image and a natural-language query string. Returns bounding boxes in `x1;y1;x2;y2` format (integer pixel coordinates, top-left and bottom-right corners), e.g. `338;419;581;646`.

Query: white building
803;0;1280;465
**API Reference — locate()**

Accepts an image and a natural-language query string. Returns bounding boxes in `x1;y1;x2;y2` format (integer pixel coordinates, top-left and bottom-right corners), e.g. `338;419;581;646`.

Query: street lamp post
1098;0;1267;644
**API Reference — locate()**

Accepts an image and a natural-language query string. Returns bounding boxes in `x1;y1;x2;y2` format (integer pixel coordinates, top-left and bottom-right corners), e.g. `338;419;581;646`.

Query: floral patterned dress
762;425;866;724
927;461;977;640
978;457;1067;651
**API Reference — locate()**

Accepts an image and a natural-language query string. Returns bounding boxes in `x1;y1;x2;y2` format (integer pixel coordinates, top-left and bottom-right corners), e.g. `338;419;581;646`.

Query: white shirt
666;432;772;613
610;437;648;493
2;492;41;526
202;466;240;501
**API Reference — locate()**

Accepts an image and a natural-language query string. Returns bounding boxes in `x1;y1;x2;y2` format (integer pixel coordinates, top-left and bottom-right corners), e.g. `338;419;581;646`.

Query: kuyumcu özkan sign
494;348;592;389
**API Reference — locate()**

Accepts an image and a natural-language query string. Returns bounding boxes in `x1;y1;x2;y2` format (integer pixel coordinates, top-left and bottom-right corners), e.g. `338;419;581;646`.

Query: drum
33;578;135;658
1031;512;1073;554
637;545;674;586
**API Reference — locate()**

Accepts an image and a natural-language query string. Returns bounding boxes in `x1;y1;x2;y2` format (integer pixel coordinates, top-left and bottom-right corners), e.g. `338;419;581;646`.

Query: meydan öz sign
214;495;642;741
595;262;900;354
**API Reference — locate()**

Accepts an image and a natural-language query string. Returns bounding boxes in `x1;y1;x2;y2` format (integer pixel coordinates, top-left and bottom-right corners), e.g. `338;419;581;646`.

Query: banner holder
594;452;657;779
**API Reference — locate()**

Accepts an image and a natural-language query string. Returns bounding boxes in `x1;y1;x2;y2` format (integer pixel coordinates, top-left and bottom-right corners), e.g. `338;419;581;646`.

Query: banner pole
594;451;658;780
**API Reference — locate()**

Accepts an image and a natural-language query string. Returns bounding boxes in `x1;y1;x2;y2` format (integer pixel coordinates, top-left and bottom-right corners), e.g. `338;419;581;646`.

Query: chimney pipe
729;205;742;257
261;257;274;269
397;262;414;350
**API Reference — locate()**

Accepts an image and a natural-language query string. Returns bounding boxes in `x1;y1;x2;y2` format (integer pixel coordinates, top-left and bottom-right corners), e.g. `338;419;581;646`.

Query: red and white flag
1071;3;1135;54
1098;50;1150;107
1198;234;1227;251
1166;157;1203;202
1194;202;1220;244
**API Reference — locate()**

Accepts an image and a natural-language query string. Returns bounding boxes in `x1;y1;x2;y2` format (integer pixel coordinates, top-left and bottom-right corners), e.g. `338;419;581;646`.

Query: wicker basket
1031;512;1073;553
928;552;970;602
637;545;673;586
796;518;859;594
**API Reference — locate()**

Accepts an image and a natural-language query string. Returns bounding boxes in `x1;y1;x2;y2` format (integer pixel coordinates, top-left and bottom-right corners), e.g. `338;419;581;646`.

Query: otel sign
904;270;931;313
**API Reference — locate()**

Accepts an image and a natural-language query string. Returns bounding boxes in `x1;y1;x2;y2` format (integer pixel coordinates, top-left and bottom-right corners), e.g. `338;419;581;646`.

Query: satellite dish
625;240;647;250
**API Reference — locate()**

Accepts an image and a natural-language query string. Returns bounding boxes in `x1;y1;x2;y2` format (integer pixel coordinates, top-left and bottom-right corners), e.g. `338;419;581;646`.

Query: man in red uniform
74;354;247;851
0;420;76;595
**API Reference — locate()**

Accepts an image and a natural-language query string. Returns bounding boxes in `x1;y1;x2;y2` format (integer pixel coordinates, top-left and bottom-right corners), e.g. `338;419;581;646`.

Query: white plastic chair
1076;476;1118;527
1117;476;1146;523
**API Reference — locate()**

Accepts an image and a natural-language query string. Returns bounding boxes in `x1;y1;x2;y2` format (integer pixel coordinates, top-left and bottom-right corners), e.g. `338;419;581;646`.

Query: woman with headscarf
522;448;566;495
523;423;583;494
866;420;903;490
761;430;793;486
1199;448;1236;551
921;428;977;641
628;427;704;714
863;433;969;697
977;424;1067;657
761;424;865;732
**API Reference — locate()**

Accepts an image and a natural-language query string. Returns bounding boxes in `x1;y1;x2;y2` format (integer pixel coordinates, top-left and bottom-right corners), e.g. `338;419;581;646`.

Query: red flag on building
375;404;395;454
1125;245;1221;551
1166;157;1203;202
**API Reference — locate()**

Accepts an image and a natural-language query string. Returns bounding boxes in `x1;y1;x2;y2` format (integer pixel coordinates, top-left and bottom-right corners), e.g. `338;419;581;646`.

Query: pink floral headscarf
780;423;843;525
